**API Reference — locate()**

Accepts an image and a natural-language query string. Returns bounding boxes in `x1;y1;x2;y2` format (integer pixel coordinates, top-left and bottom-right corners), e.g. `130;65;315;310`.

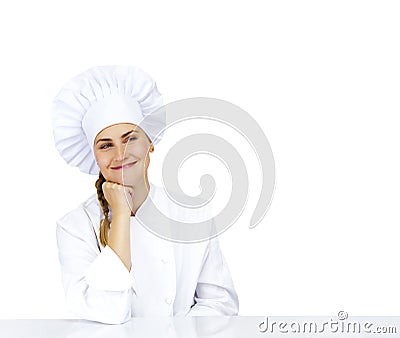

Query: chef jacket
56;183;239;324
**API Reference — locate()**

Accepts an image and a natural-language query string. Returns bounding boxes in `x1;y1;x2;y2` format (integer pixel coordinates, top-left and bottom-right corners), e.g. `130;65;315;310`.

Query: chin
121;175;146;188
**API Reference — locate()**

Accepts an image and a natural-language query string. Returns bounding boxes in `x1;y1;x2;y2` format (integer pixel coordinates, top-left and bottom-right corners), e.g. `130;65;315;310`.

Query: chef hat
52;65;165;175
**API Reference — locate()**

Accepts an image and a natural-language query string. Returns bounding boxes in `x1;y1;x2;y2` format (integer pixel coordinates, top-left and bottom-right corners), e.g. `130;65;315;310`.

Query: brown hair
95;172;110;247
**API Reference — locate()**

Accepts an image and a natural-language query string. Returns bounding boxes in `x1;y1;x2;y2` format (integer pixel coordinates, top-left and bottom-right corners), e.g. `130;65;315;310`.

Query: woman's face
93;123;153;187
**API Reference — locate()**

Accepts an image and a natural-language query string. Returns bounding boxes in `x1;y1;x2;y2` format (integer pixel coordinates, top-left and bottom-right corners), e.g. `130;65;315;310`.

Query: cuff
85;245;136;292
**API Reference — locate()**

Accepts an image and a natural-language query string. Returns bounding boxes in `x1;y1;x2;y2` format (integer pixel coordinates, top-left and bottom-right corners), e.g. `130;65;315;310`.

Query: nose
114;144;127;162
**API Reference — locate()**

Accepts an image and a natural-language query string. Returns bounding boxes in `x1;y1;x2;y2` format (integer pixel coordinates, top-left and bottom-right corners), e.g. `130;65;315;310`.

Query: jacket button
165;298;172;305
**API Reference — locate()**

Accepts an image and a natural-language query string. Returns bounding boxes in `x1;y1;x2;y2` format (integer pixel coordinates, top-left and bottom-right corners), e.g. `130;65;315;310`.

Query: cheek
129;141;152;159
94;152;110;171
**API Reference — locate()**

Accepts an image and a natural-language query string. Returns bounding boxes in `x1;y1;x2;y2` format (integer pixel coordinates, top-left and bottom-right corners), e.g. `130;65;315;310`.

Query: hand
102;182;134;216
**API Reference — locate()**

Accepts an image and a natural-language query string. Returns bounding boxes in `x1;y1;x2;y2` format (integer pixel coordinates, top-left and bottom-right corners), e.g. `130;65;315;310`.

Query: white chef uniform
56;182;239;324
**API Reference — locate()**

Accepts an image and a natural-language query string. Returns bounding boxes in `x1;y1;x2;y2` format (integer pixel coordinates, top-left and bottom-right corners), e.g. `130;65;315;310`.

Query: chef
52;65;239;324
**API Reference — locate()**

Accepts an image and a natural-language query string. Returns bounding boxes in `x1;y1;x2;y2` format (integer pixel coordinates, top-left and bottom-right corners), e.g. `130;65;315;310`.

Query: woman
52;65;239;324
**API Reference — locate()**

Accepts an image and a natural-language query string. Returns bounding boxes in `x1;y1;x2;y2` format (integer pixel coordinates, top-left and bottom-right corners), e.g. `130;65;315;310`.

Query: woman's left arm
188;237;239;316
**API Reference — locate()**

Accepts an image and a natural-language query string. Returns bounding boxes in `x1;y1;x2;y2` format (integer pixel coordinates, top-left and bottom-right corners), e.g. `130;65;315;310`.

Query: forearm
66;280;134;324
189;238;239;316
108;213;132;271
57;216;136;324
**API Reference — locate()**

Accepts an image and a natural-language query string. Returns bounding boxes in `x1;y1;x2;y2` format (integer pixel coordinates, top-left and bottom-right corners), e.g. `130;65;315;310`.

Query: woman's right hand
102;182;134;216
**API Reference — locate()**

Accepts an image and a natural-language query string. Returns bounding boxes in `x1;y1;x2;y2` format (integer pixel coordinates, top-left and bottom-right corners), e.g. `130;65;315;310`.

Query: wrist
111;208;131;218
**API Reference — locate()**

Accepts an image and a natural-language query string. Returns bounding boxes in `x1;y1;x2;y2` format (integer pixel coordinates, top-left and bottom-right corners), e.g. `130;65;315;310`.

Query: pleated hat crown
52;65;165;175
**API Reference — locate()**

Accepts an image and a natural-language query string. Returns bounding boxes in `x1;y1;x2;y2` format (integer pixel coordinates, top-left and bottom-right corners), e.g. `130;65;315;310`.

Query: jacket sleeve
188;237;239;316
56;207;135;324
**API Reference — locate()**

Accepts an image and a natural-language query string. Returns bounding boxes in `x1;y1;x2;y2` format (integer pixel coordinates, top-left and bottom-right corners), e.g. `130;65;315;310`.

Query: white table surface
0;316;399;338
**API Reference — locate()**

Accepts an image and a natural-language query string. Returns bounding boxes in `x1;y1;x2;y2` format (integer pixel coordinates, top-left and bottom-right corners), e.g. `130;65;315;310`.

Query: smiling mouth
111;161;137;170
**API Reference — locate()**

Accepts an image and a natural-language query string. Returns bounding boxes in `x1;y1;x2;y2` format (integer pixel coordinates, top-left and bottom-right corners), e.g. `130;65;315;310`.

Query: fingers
102;182;134;195
102;181;121;191
102;181;134;208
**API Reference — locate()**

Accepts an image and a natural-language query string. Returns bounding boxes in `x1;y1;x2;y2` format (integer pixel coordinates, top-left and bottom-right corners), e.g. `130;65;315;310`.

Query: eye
99;143;112;150
124;136;137;143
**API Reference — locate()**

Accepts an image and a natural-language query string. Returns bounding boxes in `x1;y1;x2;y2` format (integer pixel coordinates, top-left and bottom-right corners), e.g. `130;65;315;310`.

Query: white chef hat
52;65;165;175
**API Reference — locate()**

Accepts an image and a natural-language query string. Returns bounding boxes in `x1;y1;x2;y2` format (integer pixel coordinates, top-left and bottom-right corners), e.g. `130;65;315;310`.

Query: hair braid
95;172;110;247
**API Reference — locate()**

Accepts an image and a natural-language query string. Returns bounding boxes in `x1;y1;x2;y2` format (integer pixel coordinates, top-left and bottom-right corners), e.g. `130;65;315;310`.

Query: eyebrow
95;129;137;144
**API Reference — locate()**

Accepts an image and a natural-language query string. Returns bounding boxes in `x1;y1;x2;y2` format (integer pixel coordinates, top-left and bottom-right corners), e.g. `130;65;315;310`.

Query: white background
0;0;399;318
